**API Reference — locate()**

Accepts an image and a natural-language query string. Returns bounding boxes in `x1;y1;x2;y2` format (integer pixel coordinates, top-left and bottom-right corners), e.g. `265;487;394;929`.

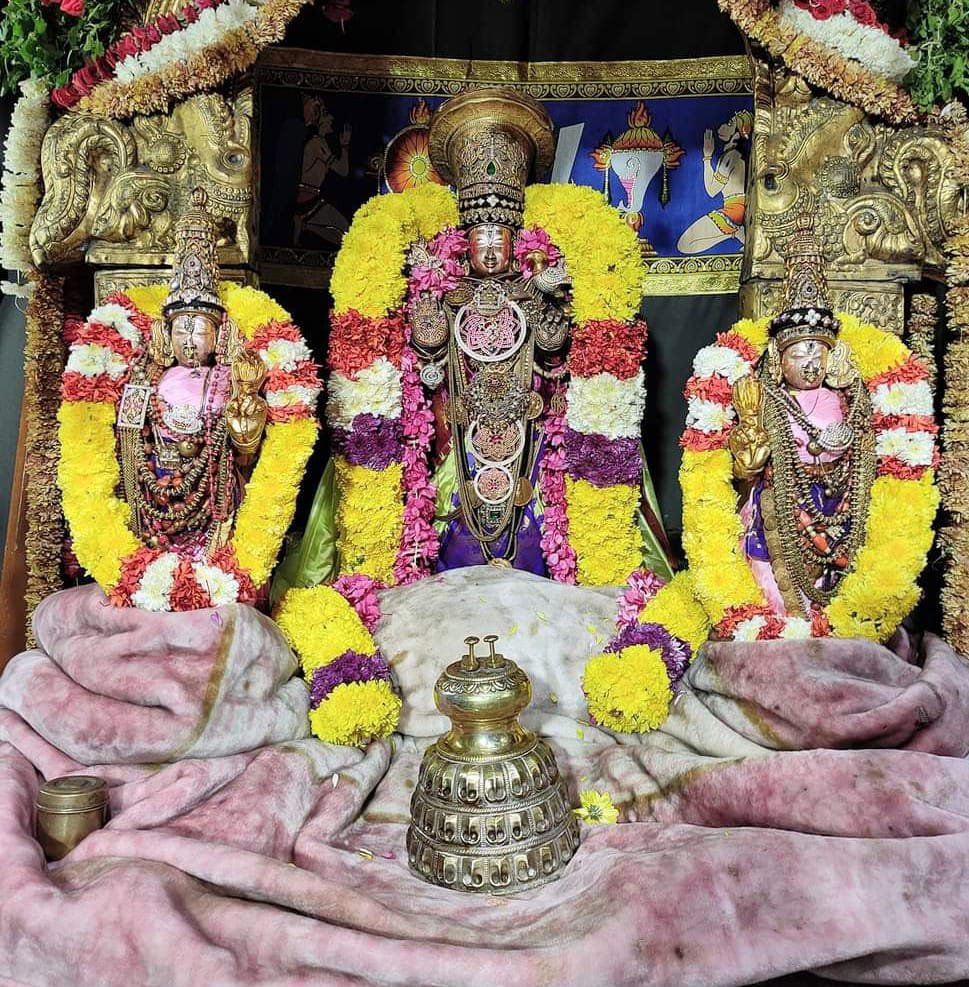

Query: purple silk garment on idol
436;431;548;576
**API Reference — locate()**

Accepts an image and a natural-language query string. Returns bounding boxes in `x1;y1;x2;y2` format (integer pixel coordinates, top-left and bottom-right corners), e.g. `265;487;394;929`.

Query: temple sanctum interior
3;1;969;984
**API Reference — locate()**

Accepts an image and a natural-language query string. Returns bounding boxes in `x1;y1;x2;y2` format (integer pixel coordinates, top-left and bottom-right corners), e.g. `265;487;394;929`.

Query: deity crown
428;88;555;229
769;214;839;351
163;187;224;319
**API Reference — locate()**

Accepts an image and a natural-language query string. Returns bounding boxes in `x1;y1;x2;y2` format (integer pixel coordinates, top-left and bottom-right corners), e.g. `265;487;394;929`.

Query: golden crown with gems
428;88;555;228
769;215;840;351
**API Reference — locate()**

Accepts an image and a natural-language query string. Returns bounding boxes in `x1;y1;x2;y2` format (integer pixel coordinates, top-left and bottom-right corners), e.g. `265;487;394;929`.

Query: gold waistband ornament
407;634;579;894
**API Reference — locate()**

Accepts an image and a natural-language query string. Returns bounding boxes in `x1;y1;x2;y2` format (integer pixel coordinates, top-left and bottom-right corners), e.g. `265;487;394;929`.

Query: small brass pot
35;776;109;861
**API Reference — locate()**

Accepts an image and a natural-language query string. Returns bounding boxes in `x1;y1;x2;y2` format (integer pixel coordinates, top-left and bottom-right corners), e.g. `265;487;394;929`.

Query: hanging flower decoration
59;0;314;119
0;79;49;284
579;568;705;736
779;0;914;82
717;0;919;125
274;581;400;747
522;184;654;587
679;313;939;643
57;283;320;610
325;182;457;585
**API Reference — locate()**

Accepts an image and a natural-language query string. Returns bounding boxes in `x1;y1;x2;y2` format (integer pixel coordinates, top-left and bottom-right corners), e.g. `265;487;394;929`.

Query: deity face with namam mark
780;338;830;391
468;224;513;277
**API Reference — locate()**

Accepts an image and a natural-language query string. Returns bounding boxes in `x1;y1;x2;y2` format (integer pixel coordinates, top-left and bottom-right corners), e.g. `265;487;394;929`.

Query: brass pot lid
36;776;108;813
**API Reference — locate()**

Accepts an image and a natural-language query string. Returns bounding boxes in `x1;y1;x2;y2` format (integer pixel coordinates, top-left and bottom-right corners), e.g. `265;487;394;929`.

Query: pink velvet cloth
2;586;969;985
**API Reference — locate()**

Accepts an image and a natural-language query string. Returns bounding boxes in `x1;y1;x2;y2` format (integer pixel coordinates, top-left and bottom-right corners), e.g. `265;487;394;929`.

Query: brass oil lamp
407;634;579;894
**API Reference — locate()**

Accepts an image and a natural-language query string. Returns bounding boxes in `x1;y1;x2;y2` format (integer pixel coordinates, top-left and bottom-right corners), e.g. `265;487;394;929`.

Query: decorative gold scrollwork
31;91;252;269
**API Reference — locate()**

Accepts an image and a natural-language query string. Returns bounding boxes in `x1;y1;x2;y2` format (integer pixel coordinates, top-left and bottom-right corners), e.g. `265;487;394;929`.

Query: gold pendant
514;477;533;507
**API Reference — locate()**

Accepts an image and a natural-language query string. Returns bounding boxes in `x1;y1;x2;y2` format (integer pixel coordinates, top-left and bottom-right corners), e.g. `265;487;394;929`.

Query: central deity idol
413;91;574;568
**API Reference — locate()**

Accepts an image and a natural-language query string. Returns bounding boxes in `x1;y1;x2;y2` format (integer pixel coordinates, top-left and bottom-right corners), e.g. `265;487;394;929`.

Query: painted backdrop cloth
2;572;969;986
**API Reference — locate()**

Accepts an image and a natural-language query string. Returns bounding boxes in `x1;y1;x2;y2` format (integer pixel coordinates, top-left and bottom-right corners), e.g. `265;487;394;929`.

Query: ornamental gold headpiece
163;187;224;319
429;88;554;229
769;214;839;352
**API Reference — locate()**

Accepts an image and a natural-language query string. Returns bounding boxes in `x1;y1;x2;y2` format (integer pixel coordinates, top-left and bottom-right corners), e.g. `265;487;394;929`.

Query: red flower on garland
714;330;760;364
109;547;163;607
793;0;847;19
680;427;732;452
847;0;879;26
169;558;214;611
867;354;930;390
328;309;406;378
684;374;733;404
568;320;647;380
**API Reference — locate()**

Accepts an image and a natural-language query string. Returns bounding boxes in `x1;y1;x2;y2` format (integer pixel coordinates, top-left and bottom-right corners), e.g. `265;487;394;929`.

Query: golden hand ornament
226;349;268;456
729;377;772;481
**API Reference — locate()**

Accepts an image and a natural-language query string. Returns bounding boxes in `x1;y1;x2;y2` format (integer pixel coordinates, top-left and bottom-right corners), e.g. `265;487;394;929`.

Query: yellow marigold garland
234;417;318;586
563;476;643;585
523;183;644;325
58;401;141;589
330;184;459;318
582;644;673;734
275;585;376;674
334;458;405;584
639;570;712;654
274;585;401;747
309;680;402;748
681;313;940;642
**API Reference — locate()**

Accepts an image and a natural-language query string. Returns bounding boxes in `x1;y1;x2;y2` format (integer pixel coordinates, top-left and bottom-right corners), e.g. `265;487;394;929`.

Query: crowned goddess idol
729;222;876;617
57;187;319;610
276;88;672;594
115;189;269;556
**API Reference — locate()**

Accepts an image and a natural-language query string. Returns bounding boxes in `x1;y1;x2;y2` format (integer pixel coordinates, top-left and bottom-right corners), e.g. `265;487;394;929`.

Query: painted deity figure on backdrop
118;189;269;556
294;93;352;247
728;219;875;617
677;109;752;254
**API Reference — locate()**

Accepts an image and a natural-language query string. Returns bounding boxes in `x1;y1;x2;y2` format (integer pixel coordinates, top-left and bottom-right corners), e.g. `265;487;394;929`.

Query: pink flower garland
332;573;385;632
393;344;439;584
616;568;665;630
538;386;577;584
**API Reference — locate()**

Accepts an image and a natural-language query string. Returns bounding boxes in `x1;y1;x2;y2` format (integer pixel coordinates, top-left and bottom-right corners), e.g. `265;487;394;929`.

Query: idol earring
825;340;858;389
148;318;175;368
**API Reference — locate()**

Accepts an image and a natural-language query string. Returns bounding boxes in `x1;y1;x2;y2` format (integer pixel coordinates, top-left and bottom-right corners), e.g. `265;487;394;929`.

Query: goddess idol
58;188;320;610
275;87;672;595
680;216;939;641
115;189;269;556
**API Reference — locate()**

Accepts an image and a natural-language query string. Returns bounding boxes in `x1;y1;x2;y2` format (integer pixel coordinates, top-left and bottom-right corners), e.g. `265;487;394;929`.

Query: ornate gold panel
31;90;253;270
745;59;962;285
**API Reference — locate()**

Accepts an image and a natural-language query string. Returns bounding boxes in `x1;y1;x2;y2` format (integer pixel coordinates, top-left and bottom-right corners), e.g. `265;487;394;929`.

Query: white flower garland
326;358;403;430
0;79;49;288
778;0;915;81
565;369;646;439
113;0;261;84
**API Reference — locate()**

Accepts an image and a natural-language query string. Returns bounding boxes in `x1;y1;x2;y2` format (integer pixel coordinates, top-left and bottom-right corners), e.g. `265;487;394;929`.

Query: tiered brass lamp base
407;635;579;894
